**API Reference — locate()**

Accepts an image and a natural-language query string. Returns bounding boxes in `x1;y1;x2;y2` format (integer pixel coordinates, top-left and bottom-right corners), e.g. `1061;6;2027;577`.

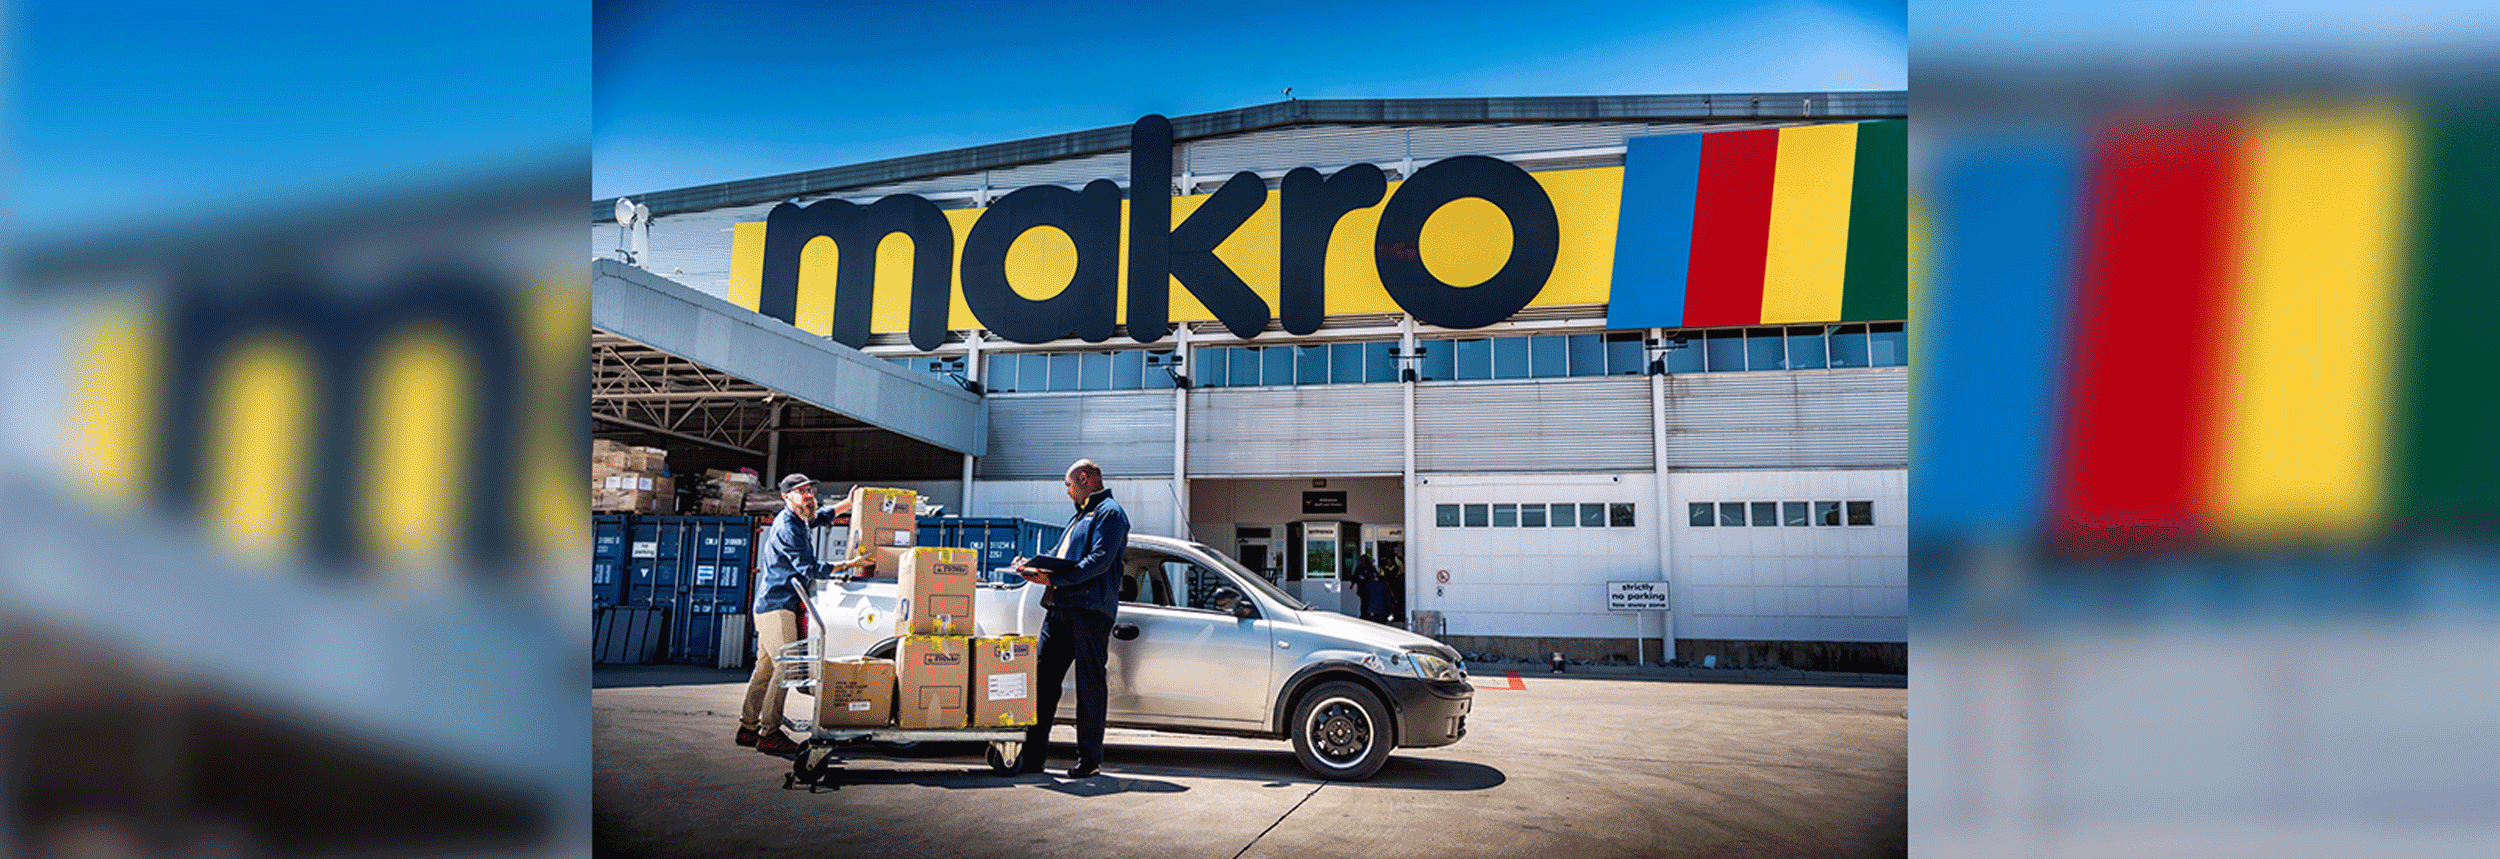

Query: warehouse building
592;92;1909;672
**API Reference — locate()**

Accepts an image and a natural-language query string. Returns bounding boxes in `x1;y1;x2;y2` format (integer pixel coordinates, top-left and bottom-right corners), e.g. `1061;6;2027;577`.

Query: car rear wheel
1289;681;1393;781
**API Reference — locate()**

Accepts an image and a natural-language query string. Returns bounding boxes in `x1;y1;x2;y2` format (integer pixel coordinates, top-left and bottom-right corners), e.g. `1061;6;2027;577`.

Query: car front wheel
1289;680;1393;781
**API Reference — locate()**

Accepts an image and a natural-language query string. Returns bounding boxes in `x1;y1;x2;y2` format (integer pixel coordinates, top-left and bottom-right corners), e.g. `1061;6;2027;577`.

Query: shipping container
593;514;629;611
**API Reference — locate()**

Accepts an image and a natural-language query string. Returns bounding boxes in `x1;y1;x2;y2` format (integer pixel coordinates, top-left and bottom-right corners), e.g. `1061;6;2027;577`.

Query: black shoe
1066;761;1101;779
734;727;761;747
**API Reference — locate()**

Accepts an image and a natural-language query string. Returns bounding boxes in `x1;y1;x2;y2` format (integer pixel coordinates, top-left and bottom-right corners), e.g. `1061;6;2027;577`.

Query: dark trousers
1023;607;1113;766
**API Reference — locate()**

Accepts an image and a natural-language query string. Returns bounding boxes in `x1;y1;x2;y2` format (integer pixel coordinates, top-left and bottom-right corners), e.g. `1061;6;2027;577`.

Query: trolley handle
783;569;848;633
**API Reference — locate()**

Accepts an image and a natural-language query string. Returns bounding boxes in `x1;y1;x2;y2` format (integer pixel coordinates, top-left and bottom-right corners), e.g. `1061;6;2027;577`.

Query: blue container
593;514;629;611
619;515;770;665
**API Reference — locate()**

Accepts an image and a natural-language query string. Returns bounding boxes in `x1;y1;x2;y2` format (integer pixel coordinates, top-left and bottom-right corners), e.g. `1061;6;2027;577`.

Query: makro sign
751;115;1562;351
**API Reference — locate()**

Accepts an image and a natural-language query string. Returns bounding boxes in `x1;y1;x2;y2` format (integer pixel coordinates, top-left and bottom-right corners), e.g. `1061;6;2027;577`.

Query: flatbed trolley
772;572;1027;788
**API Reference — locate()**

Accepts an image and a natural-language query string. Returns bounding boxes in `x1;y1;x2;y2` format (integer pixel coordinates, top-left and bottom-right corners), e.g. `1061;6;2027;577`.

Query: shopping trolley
771;571;1029;789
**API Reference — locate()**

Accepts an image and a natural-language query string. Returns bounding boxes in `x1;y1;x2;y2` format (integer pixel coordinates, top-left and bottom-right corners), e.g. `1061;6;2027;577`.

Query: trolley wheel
785;741;841;790
986;740;1025;775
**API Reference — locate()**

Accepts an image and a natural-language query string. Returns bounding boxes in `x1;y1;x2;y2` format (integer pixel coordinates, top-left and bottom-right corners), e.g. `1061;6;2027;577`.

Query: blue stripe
1604;134;1703;329
1912;131;2085;539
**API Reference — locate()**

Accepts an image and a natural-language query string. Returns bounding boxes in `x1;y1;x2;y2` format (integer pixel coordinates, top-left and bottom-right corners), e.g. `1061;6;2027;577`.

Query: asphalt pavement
593;664;1905;858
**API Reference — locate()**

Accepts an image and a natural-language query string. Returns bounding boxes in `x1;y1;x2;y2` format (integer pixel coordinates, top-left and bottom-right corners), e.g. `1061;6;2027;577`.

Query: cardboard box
814;656;896;728
895;635;971;729
896;547;979;636
845;487;920;575
970;636;1039;728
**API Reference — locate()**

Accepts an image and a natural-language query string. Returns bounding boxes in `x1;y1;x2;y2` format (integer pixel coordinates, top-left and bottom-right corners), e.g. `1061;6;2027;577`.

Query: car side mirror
1213;586;1256;618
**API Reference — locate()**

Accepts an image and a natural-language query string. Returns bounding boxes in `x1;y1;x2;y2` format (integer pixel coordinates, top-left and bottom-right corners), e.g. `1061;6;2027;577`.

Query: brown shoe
735;727;761;747
755;730;801;754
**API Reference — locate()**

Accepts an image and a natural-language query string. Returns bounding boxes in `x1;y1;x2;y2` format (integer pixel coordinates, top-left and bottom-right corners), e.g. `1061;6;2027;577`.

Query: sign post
1608;581;1669;664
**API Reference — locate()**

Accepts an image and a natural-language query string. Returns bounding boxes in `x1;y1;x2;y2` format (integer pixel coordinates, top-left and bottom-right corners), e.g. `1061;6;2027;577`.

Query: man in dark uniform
1009;459;1128;778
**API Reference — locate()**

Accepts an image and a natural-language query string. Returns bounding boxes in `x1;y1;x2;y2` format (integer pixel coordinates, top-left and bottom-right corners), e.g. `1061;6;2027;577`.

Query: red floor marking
1473;671;1526;691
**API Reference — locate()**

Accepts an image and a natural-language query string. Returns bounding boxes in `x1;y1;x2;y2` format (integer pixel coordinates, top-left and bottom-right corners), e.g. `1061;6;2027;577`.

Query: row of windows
888;322;1909;393
1435;502;1636;528
1689;500;1875;528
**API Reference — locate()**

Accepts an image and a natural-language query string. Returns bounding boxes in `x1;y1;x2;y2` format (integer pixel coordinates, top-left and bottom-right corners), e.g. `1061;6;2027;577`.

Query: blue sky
593;0;1906;199
5;2;583;241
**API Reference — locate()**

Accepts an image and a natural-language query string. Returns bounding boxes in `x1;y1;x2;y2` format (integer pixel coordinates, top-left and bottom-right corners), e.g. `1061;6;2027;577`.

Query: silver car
808;533;1472;780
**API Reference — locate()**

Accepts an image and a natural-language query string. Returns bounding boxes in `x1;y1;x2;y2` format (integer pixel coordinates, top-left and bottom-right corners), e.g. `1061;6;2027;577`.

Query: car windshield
1189;542;1307;611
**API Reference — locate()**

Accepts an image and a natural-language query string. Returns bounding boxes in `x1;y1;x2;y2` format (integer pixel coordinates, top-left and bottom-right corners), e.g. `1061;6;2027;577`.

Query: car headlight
1406;651;1461;682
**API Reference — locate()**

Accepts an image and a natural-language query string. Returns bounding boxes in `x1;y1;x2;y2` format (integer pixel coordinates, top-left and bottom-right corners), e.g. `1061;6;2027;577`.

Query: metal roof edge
594;91;1906;221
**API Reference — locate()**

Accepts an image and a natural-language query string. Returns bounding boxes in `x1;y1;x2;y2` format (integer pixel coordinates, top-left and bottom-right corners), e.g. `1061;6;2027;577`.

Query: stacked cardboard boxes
896;547;979;636
591;439;675;513
814;656;897;728
845;487;920;576
696;468;765;515
971;636;1039;728
895;635;972;729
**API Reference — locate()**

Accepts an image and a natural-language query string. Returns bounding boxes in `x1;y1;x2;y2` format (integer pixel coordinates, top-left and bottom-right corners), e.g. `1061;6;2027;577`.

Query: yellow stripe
728;221;765;311
2211;103;2411;540
210;335;314;564
70;307;158;502
1759;123;1859;324
366;328;470;574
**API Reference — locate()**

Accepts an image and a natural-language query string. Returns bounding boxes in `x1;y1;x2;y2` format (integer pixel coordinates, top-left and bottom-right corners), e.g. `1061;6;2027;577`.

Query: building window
1193;346;1227;385
1551;503;1577;527
1228;347;1260;386
1663;335;1704;374
1259;345;1293;383
1079;351;1111;390
1492;504;1517;527
1521;503;1547;527
1815;501;1841;526
1463;504;1489;527
1609;503;1635;527
1605;332;1646;375
1786;326;1827;370
1454;339;1492;380
1688;502;1714;526
1848;500;1875;526
1870;322;1907;366
1363;341;1398;383
1435;504;1459;527
1568;333;1606;377
1783;501;1809;526
1530;335;1569;378
1828;324;1869;368
1703;329;1744;372
1298;345;1329;384
1419;340;1454;381
1748;501;1776;526
1746;328;1786;371
1489;336;1528;379
1718;502;1745;526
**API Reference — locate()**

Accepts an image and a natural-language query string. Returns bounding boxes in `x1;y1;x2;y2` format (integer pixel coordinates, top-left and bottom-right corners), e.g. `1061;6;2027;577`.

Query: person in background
1382;553;1407;627
737;474;870;753
1008;459;1128;778
1353;552;1382;622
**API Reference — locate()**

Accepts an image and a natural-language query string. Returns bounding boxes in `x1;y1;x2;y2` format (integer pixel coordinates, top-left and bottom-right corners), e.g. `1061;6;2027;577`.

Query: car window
1122;548;1234;612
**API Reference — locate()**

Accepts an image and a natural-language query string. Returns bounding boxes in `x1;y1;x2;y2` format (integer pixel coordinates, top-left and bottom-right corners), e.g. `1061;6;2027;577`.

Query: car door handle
1112;623;1139;641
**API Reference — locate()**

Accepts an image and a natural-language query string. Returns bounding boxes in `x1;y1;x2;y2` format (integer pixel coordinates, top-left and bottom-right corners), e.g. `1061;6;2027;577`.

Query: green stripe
2392;108;2500;527
1840;120;1908;322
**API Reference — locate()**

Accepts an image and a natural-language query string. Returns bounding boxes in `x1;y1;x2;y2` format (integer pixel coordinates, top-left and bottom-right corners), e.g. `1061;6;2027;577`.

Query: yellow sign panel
727;165;1627;334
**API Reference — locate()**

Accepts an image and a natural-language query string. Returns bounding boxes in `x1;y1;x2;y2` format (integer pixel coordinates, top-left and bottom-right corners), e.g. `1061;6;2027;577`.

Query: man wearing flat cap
737;473;871;753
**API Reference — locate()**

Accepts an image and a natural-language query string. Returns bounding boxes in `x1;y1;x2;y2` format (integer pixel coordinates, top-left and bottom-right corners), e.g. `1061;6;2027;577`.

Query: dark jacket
1043;489;1128;619
755;505;839;614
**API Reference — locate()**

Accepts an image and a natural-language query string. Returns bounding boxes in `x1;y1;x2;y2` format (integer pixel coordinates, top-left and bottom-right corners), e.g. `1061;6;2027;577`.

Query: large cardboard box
814;656;896;728
896;547;979;636
845;487;920;575
970;636;1040;728
895;635;971;729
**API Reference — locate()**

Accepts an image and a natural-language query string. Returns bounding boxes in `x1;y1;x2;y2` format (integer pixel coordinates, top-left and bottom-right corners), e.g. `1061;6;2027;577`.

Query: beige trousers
738;609;798;732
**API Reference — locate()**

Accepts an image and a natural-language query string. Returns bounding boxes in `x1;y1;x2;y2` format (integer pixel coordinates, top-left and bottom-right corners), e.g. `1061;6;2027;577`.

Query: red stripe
1681;129;1781;326
2053;116;2240;548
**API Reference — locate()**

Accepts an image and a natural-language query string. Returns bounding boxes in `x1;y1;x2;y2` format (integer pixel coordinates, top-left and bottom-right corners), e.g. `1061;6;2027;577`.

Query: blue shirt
1042;489;1128;619
755;505;839;615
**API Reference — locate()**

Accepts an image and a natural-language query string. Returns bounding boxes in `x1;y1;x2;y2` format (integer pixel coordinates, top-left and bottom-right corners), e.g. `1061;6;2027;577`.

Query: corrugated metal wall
1415;378;1654;473
1660;370;1907;468
1187;386;1404;476
977;391;1175;479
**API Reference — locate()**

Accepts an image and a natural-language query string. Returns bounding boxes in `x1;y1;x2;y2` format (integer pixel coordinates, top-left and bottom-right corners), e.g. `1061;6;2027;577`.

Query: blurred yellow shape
70;308;158;502
1760;122;1860;324
210;335;313;563
2213;103;2411;541
529;279;589;565
365;328;470;572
